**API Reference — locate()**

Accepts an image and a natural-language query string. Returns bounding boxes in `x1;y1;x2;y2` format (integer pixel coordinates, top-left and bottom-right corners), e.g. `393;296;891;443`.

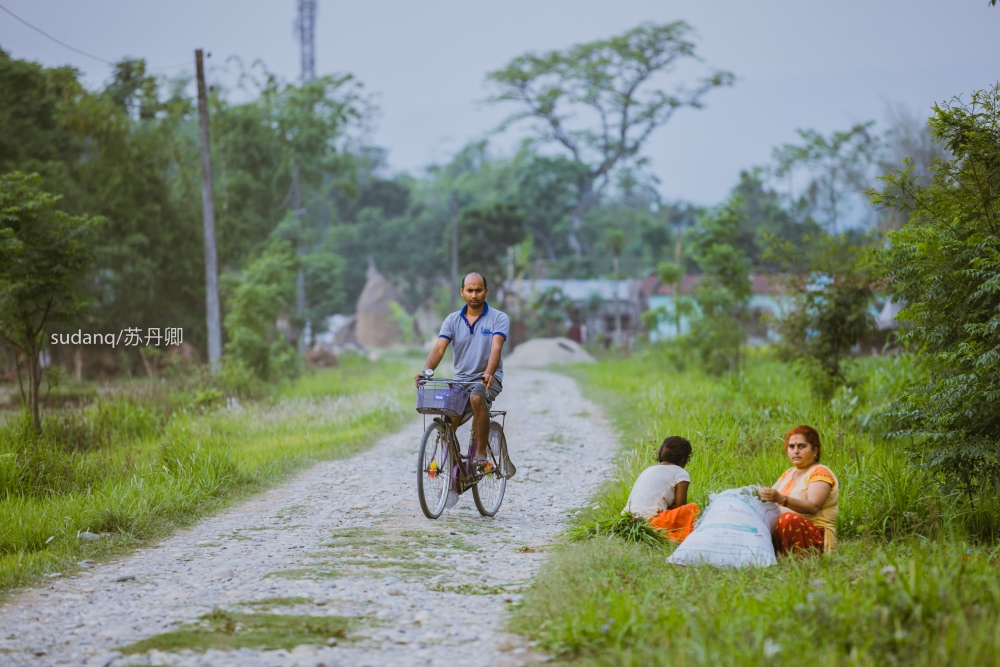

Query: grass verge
511;351;1000;665
0;352;420;598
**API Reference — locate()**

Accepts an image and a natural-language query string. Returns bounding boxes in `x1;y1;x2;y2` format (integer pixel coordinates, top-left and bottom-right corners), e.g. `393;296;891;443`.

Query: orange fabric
649;503;700;543
773;512;824;556
807;465;836;486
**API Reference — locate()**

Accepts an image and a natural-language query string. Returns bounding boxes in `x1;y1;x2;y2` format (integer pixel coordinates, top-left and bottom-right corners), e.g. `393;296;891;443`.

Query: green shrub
872;83;1000;490
221;241;300;382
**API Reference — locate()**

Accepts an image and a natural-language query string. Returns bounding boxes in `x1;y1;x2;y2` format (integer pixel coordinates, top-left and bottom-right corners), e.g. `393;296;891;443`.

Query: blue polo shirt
438;302;510;383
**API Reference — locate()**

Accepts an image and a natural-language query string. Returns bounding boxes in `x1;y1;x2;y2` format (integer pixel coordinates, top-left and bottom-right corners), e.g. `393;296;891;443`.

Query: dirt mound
504;337;596;368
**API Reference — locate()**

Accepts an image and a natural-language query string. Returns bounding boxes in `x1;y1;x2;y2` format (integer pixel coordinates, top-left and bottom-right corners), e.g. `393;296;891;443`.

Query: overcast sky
2;1;998;205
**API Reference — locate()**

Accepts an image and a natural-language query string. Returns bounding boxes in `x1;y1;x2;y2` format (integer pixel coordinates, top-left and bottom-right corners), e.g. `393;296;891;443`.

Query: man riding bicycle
416;272;509;472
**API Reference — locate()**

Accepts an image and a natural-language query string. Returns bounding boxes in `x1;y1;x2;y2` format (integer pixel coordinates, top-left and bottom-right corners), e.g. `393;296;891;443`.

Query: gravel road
0;368;616;667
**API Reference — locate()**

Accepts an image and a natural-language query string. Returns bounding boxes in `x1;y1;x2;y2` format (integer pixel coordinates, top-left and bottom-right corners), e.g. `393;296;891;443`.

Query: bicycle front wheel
472;421;507;517
417;420;452;519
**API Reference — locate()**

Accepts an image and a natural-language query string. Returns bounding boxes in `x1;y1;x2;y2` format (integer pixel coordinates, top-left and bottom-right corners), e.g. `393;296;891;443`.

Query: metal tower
296;0;316;82
293;0;317;351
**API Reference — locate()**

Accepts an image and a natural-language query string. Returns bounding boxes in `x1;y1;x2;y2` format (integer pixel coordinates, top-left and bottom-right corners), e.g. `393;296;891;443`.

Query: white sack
667;486;780;568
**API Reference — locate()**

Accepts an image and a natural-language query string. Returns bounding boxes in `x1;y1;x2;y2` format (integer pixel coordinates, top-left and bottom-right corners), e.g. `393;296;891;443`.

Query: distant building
503;278;641;342
875;300;903;331
641;274;791;344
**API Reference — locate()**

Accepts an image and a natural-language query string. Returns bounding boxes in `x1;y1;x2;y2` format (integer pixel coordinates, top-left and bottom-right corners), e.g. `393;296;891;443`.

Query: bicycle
414;377;512;519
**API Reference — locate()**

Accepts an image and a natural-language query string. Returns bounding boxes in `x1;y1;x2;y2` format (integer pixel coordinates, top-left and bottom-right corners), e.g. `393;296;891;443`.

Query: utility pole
294;0;317;352
293;159;306;353
613;253;622;346
450;192;459;312
195;49;221;372
674;226;683;338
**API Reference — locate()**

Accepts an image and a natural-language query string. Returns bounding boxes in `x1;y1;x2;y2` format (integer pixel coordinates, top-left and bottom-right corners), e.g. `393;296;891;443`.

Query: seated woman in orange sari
621;436;699;542
759;425;839;555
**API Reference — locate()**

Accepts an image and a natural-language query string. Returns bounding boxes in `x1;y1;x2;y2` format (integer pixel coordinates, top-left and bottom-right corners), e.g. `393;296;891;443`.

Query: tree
524;286;573;338
728;169;823;268
604;229;625;344
657;260;684;338
487;21;733;256
874;104;951;231
212;70;362;270
689;197;753;375
457;202;527;288
81;60;205;356
774;123;880;233
511;153;586;261
871;84;1000;490
0;173;100;431
0;54;207;362
221;241;298;381
0;50;87;181
765;232;875;397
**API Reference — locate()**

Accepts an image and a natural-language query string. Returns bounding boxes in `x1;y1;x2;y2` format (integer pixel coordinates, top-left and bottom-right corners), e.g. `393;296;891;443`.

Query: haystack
356;259;404;348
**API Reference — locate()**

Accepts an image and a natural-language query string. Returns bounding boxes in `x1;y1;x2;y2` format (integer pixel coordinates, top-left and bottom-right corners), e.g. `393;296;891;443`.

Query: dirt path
0;368;616;667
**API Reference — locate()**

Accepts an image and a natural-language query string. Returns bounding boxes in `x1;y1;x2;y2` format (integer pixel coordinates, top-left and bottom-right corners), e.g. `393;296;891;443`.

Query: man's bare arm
482;334;506;391
415;337;450;385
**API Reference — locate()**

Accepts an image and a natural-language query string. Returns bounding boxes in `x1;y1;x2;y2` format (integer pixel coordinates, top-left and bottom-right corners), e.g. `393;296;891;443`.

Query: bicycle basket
416;380;471;417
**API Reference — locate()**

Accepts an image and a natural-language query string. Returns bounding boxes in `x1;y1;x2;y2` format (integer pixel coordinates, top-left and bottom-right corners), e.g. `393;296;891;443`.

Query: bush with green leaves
765;231;876;398
871;83;1000;490
221;241;300;382
685;197;752;375
524;286;573;338
0;172;100;432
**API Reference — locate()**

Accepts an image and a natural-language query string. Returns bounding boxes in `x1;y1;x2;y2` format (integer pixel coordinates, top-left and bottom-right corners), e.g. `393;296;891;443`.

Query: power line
0;2;189;73
0;2;114;65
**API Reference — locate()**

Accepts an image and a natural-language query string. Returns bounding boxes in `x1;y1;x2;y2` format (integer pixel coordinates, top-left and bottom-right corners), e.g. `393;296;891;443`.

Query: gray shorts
461;379;502;419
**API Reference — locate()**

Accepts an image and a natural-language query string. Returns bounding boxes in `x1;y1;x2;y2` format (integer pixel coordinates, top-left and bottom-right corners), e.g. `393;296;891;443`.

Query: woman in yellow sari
759;425;839;554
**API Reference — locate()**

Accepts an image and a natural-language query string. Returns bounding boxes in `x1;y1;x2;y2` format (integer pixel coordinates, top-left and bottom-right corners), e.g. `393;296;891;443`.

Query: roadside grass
119;608;355;653
511;351;1000;665
513;536;1000;666
0;352;421;597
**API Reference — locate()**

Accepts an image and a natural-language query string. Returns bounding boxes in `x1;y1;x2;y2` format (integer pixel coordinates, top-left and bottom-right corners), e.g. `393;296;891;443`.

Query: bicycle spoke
418;421;451;519
472;421;507;516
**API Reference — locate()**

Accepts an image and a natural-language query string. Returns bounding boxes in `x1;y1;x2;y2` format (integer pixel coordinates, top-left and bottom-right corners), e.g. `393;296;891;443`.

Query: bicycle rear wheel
472;421;507;517
417;421;452;519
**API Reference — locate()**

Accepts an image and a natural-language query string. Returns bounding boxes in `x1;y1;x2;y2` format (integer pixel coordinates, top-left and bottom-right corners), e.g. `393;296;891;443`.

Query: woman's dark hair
784;425;821;463
657;436;692;466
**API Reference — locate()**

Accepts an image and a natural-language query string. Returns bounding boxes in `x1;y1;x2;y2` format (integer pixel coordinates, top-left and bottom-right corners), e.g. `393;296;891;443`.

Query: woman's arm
762;481;832;514
669;481;689;509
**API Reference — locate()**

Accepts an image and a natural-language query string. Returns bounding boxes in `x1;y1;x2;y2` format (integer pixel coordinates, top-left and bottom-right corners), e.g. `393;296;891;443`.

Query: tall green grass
567;352;996;543
512;351;1000;665
0;353;418;596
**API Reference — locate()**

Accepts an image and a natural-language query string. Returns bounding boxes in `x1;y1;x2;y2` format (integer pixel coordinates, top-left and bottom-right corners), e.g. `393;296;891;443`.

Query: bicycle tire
472;421;507;517
417;420;451;519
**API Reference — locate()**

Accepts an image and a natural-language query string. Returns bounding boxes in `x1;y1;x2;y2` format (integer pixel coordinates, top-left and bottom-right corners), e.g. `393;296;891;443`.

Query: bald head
461;272;488;290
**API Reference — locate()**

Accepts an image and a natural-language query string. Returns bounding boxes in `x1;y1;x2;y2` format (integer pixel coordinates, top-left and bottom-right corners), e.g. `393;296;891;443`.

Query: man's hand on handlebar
414;368;434;387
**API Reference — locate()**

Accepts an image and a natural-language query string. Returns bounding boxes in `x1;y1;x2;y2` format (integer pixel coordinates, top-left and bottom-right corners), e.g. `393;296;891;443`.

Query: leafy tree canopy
487;21;733;255
872;83;1000;488
773;123;880;233
0;172;100;430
